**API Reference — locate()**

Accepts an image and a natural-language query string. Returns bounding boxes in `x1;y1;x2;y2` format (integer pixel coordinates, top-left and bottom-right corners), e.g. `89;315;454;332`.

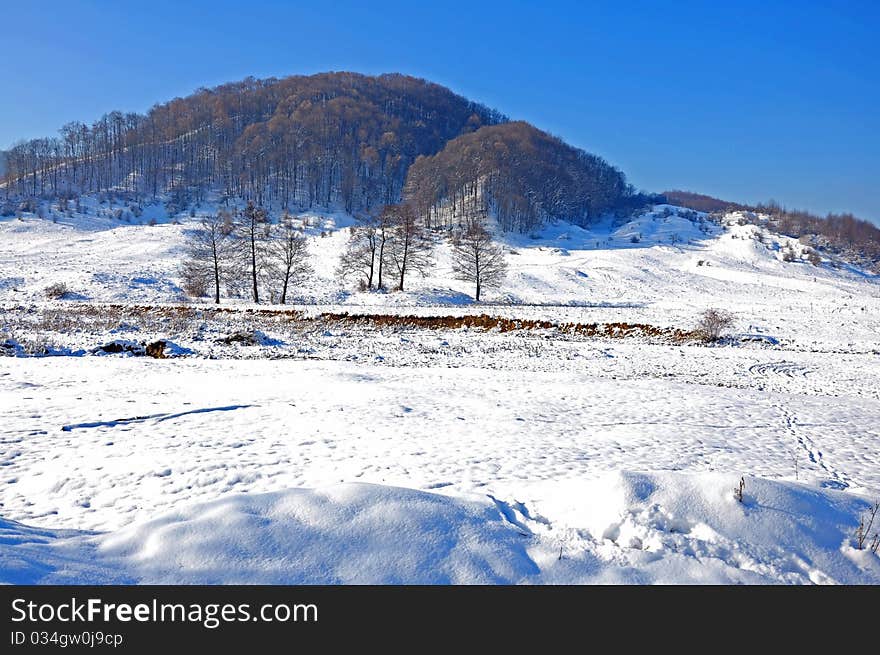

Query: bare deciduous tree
181;210;234;303
269;213;312;304
337;214;379;290
451;220;507;301
239;201;269;303
381;203;434;291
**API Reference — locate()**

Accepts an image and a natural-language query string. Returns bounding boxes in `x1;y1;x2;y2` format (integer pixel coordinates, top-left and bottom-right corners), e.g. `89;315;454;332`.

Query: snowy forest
0;72;633;230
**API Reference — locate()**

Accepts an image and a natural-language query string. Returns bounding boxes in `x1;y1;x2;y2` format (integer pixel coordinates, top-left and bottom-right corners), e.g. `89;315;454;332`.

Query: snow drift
2;474;877;585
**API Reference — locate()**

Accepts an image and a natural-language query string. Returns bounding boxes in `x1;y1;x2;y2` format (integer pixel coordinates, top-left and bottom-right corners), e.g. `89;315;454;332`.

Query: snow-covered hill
1;196;878;347
1;195;879;584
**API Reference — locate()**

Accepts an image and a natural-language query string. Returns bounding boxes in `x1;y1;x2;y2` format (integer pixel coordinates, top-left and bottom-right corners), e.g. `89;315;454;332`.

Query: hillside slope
1;197;877;348
2;198;880;584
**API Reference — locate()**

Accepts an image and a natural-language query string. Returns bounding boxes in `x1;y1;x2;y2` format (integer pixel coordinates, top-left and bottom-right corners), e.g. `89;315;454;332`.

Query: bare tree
451;220;507;301
239;201;269;303
375;208;393;290
181;210;234;303
269;213;312;304
337;215;379;290
381;203;434;291
697;308;734;342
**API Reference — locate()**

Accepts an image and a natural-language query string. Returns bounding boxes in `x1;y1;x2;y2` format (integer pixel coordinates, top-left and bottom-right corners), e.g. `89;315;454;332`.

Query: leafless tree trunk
181;210;234;303
239;201;268;303
337;214;379;290
381;203;434;291
450;220;507;301
269;213;312;304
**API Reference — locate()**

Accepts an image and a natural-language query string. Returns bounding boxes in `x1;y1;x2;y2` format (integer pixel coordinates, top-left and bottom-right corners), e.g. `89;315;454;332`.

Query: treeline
665;190;880;264
1;72;505;214
405;122;631;232
663;190;747;214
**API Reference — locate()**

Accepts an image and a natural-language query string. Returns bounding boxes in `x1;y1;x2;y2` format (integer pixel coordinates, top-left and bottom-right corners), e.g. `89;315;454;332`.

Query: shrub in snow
855;500;879;552
216;330;278;346
180;263;209;298
44;282;69;299
696;308;734;342
734;476;745;503
145;340;192;359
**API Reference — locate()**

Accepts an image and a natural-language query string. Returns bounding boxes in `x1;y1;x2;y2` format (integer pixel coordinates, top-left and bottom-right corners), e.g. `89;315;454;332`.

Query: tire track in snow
749;361;811;378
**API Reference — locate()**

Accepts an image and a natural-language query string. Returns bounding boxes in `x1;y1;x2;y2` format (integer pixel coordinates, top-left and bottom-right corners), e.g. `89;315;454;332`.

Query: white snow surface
1;197;879;584
2;475;877;584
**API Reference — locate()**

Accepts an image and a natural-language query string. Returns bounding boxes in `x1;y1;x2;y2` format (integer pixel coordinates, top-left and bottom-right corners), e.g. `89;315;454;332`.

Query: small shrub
734;477;745;503
44;282;69;299
697;308;734;342
145;340;167;359
855;500;879;551
180;263;208;298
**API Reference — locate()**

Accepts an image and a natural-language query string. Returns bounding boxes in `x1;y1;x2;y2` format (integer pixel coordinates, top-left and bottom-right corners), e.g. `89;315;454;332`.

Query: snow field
1;198;879;583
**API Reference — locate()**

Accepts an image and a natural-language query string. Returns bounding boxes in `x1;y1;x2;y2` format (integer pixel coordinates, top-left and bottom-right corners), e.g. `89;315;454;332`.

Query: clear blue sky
3;0;878;223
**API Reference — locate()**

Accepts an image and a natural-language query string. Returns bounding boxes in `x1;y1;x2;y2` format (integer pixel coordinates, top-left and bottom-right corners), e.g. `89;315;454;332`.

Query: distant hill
665;189;880;266
405;121;629;232
0;72;637;231
2;73;503;211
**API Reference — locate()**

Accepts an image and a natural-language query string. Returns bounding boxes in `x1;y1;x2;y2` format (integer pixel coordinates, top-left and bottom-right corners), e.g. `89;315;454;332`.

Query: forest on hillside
0;72;634;231
404;122;631;232
2;73;502;213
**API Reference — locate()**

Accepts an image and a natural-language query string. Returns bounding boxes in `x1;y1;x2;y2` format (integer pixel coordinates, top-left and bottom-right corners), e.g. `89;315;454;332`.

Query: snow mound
517;471;880;584
1;475;877;584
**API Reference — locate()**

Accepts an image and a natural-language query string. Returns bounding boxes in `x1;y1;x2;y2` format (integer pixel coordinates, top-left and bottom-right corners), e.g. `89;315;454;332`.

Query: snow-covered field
1;197;879;584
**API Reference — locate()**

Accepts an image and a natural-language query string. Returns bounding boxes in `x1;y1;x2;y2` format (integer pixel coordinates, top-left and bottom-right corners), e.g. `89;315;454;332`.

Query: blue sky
3;0;878;222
